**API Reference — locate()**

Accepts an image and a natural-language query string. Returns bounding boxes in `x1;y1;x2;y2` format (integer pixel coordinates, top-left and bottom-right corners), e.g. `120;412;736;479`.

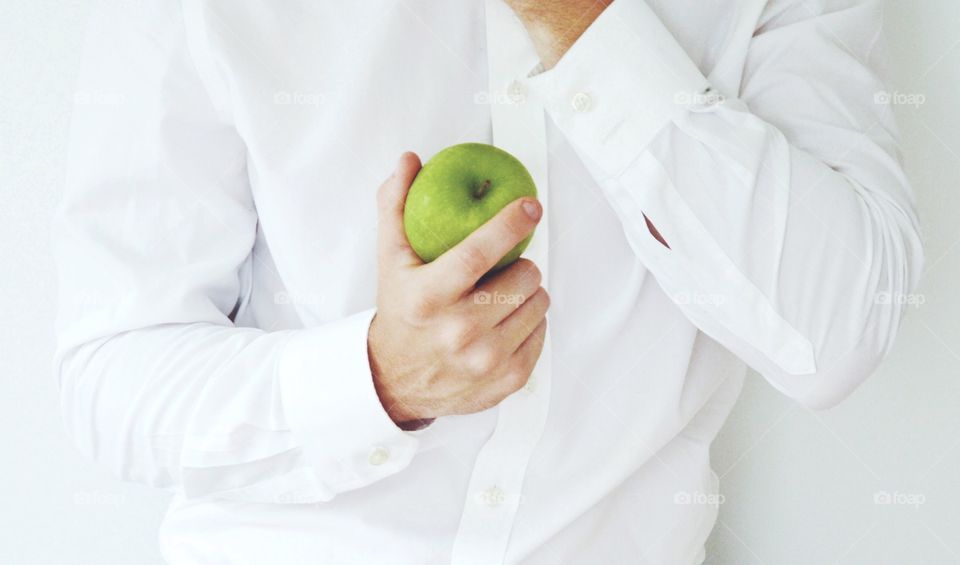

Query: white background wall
1;1;957;564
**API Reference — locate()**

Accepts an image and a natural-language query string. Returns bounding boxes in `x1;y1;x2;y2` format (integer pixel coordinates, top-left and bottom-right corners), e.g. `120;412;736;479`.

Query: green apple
403;143;537;271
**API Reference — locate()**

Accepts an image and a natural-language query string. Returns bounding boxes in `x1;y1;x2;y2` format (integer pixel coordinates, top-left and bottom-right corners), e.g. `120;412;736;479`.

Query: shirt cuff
522;0;713;179
277;308;420;491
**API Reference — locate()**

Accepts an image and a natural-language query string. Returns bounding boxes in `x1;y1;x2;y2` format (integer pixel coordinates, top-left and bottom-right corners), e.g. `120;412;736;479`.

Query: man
55;0;923;563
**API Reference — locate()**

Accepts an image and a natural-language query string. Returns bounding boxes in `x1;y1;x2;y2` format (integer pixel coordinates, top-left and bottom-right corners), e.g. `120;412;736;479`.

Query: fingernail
396;153;408;170
522;199;542;221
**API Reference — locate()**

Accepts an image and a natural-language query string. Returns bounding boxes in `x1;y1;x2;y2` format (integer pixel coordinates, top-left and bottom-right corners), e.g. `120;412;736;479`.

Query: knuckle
515;288;542;316
457;244;491;277
508;289;546;322
465;344;500;375
534;287;550;310
512;259;541;288
504;365;530;392
442;318;475;351
526;264;543;288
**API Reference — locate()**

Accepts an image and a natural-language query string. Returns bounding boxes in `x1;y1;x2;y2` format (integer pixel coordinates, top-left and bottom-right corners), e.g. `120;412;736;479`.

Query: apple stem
474;179;492;199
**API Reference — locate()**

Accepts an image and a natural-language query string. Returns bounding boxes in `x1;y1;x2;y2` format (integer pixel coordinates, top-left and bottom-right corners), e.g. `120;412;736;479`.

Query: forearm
59;323;296;492
510;0;923;406
56;312;420;502
600;115;922;405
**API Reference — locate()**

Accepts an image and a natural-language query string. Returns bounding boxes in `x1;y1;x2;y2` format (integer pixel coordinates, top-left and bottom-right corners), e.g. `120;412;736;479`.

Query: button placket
476;485;507;508
451;4;555;564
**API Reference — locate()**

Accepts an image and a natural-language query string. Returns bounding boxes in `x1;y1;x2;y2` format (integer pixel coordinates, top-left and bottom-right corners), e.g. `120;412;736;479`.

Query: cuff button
571;91;593;113
368;446;390;466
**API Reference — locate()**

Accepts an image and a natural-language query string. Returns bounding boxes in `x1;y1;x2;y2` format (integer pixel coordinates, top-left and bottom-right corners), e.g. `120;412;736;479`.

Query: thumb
377;152;423;270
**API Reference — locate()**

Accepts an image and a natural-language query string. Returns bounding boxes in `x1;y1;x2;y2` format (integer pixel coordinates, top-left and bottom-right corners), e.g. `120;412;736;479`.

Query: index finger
424;197;541;300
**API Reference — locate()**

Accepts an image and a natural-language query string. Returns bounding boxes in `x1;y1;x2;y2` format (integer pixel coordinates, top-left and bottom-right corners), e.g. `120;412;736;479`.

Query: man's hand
505;0;612;70
368;153;549;426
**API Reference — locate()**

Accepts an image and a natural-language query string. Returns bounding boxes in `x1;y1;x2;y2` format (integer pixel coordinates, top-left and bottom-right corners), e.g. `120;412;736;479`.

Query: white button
368;446;390;466
688;87;723;111
476;486;506;507
571;91;593;112
507;81;527;104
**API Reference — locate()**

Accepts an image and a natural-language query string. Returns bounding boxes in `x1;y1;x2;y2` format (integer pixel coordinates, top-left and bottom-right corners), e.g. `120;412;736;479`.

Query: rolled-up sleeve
521;0;924;408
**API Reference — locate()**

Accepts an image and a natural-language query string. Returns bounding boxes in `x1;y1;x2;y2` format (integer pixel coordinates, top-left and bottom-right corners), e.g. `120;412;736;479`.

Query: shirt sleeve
521;0;924;408
54;0;418;503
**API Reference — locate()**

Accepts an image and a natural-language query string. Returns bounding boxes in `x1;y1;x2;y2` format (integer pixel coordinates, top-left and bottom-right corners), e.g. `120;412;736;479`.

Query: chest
196;0;757;321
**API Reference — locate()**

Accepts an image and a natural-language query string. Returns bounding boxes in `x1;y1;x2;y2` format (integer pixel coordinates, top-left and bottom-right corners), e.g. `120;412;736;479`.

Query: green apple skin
403;143;538;271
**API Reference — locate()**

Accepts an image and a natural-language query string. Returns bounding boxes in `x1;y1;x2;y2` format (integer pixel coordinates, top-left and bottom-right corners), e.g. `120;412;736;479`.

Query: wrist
368;315;431;427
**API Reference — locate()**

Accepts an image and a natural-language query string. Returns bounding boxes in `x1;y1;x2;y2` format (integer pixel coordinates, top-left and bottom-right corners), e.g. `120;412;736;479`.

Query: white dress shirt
55;0;923;563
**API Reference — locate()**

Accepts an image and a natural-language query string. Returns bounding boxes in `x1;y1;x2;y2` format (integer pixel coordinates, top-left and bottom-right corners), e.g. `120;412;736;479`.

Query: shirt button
571;91;593;112
477;486;506;507
507;80;527;104
689;87;723;111
368;446;390;466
